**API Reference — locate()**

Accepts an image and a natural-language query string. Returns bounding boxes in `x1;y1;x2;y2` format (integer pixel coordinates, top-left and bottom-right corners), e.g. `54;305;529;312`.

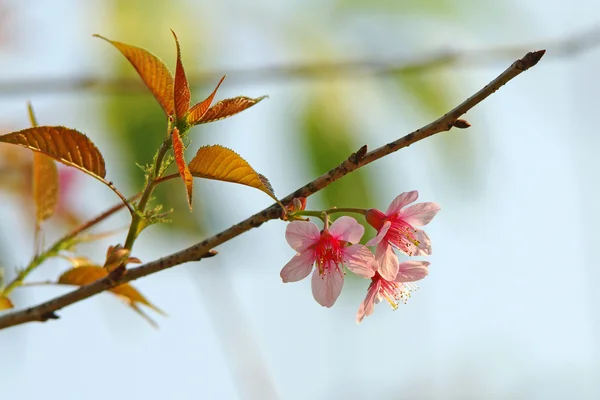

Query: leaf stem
123;121;175;251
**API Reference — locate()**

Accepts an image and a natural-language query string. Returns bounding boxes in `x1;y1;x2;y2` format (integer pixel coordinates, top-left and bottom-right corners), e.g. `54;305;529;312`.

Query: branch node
516;50;546;71
205;249;218;258
452;119;471;129
349;145;368;164
40;311;59;321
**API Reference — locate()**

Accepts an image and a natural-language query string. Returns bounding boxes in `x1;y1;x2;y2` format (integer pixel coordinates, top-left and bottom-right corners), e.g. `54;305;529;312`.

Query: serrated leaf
33;152;59;223
0;126;106;178
94;34;175;116
0;296;14;310
171;30;191;121
187;75;226;125
193;96;267;125
172;127;193;210
188;145;276;200
58;266;164;325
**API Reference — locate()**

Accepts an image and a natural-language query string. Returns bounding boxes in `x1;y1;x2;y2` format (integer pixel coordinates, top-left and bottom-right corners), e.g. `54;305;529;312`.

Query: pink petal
329;216;364;244
401;202;441;227
280;251;315;282
356;279;381;324
375;242;399;281
366;221;391;247
386;191;418;215
413;229;432;256
343;244;377;278
311;269;344;308
285;220;320;252
396;260;430;282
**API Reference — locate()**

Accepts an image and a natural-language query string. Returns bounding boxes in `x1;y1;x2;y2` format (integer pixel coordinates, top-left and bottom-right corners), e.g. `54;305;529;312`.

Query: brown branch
0;50;546;330
0;26;595;96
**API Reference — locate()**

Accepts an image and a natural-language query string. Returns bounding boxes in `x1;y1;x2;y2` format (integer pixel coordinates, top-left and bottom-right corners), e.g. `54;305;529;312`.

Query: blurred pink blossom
356;260;430;324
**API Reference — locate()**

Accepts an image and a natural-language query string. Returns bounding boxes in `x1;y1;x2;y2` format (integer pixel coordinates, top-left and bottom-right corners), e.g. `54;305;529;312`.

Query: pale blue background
0;0;599;399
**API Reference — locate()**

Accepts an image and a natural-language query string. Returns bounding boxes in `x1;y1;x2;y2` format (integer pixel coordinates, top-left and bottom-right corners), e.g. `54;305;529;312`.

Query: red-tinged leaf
58;266;164;326
0;126;106;178
171;127;193;210
186;75;226;125
171;30;191;121
193;96;267;125
0;296;14;310
33;152;59;223
188;145;277;200
94;34;175;116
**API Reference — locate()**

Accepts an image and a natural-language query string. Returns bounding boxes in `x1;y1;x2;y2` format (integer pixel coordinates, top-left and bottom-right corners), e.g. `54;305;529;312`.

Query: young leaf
171;127;193;209
186;75;226;125
171;30;191;121
0;126;106;178
33;152;59;223
188;145;276;200
192;96;267;125
94;34;175;116
111;284;165;316
58;266;164;325
104;244;141;272
0;296;14;310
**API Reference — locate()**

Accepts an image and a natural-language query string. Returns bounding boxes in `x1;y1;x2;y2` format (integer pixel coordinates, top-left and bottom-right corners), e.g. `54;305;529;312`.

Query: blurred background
0;0;599;399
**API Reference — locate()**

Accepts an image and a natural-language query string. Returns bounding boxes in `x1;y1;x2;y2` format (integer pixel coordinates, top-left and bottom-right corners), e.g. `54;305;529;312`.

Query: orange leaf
188;145;276;200
28;102;59;224
0;296;14;310
171;127;193;210
33;152;59;223
0;126;106;178
58;265;107;285
192;95;267;125
94;34;174;116
186;75;226;125
111;284;165;316
58;266;164;325
171;30;191;121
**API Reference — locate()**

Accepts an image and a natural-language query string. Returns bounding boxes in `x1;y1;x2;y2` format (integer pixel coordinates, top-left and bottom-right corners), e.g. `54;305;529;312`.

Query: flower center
374;272;418;310
385;216;420;255
314;230;344;276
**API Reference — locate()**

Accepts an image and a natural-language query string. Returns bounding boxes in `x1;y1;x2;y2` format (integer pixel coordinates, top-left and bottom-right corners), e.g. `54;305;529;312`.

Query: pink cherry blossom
356;260;430;324
366;191;440;281
281;216;377;308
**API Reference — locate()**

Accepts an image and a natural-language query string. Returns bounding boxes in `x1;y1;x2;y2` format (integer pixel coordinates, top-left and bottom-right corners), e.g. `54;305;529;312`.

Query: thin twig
0;26;595;96
0;193;141;296
0;50;545;330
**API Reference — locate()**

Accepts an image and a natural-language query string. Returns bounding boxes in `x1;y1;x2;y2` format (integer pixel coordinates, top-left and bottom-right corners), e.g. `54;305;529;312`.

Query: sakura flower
281;216;377;308
366;191;440;281
356;260;430;324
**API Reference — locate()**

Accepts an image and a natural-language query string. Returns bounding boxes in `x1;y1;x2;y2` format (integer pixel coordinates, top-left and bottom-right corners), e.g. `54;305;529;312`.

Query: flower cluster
280;190;440;323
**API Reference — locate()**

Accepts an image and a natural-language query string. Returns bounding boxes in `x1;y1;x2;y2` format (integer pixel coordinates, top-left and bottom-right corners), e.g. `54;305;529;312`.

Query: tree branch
0;50;545;330
0;26;595;96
